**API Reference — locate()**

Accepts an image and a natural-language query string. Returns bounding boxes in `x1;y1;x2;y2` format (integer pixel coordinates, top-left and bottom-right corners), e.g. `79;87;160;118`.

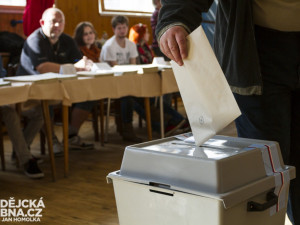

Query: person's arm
130;57;136;65
36;62;60;73
156;0;213;65
129;41;138;65
106;61;118;67
36;57;92;73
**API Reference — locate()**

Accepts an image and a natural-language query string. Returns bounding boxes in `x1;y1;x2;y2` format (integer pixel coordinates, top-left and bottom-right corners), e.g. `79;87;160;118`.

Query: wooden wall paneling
0;13;25;38
56;0;153;43
0;1;154;49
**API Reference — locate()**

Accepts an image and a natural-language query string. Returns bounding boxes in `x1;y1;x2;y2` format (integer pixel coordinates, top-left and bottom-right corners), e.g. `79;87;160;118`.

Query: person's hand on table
74;56;93;71
159;26;189;66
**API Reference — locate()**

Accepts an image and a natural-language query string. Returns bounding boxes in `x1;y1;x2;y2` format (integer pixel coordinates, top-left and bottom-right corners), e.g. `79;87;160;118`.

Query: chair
91;98;122;144
104;97;153;141
39;99;107;151
172;92;182;111
0;52;10;71
90;99;105;146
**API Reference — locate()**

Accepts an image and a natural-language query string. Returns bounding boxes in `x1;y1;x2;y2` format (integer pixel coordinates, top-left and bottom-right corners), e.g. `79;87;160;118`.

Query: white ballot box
107;134;295;225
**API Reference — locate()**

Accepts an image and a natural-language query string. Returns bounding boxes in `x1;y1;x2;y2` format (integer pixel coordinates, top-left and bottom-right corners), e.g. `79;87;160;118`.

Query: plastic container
107;134;295;225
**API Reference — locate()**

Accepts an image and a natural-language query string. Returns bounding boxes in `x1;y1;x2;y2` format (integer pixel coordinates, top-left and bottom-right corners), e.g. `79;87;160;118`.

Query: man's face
40;11;65;41
113;23;128;39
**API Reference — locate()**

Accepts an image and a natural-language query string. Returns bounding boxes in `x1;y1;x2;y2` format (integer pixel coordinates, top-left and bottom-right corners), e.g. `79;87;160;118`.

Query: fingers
159;26;188;66
86;59;93;71
160;31;183;65
176;32;188;60
167;37;183;66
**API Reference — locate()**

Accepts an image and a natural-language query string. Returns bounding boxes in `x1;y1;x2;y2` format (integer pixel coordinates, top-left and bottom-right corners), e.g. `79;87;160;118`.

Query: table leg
62;105;69;177
160;96;165;138
99;100;104;146
41;100;56;181
105;98;111;143
144;97;152;141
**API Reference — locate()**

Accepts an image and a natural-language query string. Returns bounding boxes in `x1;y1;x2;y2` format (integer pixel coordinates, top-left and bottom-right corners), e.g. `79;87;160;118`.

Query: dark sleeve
151;10;159;37
66;38;82;63
156;0;213;38
19;35;50;75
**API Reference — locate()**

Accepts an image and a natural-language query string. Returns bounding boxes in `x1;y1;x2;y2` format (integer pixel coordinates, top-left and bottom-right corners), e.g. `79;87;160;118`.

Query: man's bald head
42;8;65;21
40;8;65;44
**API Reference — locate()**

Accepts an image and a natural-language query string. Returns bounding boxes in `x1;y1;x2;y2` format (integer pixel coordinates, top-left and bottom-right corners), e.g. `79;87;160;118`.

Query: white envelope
171;26;241;146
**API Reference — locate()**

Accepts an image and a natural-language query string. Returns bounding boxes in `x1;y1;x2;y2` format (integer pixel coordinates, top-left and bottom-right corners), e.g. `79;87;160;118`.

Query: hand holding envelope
171;26;241;146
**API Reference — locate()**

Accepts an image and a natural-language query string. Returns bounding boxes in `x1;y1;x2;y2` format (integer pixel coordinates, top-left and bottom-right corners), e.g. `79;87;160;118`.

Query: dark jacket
151;7;160;49
156;0;262;95
17;28;82;75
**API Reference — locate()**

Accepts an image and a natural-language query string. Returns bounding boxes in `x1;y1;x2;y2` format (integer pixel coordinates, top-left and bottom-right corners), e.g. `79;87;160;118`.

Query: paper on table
171;26;241;146
92;62;112;71
152;57;172;70
0;78;11;87
4;73;77;83
112;65;139;75
77;70;114;77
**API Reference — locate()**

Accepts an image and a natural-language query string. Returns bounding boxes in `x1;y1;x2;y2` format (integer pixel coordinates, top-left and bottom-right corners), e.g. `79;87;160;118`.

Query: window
99;0;154;17
0;0;26;6
0;0;25;13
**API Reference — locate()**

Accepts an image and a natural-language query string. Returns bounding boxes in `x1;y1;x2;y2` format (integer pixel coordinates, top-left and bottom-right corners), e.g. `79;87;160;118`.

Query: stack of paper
91;62;112;71
4;73;77;83
112;65;139;75
112;64;159;75
77;70;114;78
152;57;172;70
0;78;11;87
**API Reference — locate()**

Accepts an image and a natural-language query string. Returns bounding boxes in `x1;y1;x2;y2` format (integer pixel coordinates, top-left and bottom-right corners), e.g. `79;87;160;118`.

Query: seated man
17;8;95;152
100;15;142;142
1;53;43;178
1;105;44;179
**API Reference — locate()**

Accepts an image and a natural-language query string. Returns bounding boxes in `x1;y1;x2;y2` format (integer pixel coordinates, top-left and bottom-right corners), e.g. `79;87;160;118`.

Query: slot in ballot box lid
119;134;292;195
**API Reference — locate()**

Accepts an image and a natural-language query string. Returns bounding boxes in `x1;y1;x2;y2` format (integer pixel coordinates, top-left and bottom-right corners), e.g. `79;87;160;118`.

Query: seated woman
129;23;190;136
54;21;105;150
74;22;101;62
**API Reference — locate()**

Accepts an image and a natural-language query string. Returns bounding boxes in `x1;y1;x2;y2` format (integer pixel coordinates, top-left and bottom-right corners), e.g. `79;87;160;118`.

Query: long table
0;69;179;180
0;70;177;106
